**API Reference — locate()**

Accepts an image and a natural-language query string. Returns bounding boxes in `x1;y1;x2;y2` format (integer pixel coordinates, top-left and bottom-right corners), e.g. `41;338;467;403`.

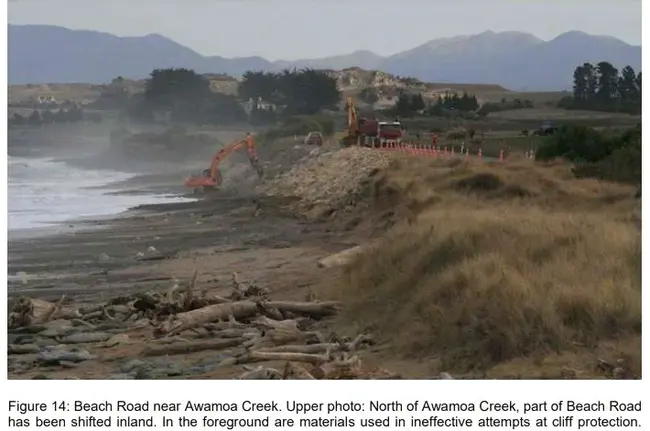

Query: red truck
357;119;404;146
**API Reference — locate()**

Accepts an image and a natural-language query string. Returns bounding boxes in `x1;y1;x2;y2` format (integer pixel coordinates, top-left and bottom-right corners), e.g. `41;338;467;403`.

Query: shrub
536;124;641;184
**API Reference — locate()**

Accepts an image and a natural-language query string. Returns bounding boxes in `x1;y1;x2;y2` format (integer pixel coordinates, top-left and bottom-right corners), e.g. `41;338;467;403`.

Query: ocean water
7;156;194;231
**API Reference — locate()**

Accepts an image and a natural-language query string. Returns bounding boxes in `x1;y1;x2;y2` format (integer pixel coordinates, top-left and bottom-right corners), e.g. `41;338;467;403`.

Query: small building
244;97;277;114
37;95;56;104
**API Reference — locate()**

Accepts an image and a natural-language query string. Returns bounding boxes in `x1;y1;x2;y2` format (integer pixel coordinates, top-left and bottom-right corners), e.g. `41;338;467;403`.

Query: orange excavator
184;133;264;192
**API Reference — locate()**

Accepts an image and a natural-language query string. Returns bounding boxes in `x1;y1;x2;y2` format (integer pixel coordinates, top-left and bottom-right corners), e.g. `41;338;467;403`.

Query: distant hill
8;25;642;91
7;24;271;85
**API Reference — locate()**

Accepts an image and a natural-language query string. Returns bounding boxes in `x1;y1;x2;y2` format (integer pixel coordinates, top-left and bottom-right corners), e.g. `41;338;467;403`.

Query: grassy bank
315;155;640;378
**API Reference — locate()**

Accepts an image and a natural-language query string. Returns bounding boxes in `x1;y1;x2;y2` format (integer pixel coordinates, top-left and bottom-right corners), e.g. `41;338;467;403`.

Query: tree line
10;67;341;128
390;92;426;116
239;69;340;115
427;92;480;116
385;91;480;118
376;62;641;119
125;68;247;125
383;91;534;120
559;62;641;114
122;67;340;126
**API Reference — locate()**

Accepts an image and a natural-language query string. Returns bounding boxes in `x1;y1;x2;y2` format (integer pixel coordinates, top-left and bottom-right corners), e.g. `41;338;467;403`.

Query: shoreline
7;192;196;240
7;164;199;242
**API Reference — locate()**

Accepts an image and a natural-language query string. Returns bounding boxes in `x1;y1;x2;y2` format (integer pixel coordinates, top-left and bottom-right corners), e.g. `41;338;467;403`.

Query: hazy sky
8;0;642;59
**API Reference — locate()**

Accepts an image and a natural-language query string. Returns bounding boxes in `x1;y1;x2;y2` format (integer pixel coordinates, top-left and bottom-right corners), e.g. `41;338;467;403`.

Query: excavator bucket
184;176;218;189
340;136;359;147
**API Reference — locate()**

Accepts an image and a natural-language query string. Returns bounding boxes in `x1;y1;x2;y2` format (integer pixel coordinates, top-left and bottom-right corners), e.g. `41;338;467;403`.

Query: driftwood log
267;301;340;318
238;350;332;366
155;300;339;336
8;296;80;328
283;362;316;379
310;355;362;379
141;338;245;357
7;269;400;380
317;246;364;268
257;343;337;354
237;366;283;380
155;301;261;336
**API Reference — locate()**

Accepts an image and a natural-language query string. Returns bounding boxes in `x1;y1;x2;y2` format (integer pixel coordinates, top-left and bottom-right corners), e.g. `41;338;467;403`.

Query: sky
8;0;642;60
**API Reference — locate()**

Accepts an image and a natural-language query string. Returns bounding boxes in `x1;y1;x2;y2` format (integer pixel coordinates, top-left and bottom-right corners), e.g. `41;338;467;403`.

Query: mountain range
8;24;642;91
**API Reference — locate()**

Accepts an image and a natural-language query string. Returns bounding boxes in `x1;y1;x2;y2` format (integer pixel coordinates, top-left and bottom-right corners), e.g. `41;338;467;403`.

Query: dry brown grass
363;156;638;221
321;155;640;377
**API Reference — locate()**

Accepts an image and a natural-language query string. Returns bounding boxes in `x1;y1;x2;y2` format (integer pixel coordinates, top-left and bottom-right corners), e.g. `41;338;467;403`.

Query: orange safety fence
371;141;508;162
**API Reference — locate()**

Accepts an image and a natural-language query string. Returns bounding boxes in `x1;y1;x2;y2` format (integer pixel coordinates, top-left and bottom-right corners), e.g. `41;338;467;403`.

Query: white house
37;95;56;104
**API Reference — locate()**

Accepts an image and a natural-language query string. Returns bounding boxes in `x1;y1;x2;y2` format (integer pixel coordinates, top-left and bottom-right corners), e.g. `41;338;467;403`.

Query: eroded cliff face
324;67;482;107
327;68;416;91
204;74;240;96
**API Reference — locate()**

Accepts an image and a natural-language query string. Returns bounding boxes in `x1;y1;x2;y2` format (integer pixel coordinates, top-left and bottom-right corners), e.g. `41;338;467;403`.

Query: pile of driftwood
8;271;400;380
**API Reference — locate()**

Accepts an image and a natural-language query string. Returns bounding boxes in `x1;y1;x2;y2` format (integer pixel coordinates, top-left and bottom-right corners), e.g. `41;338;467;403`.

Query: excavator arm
341;96;361;146
347;96;359;135
184;133;263;190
